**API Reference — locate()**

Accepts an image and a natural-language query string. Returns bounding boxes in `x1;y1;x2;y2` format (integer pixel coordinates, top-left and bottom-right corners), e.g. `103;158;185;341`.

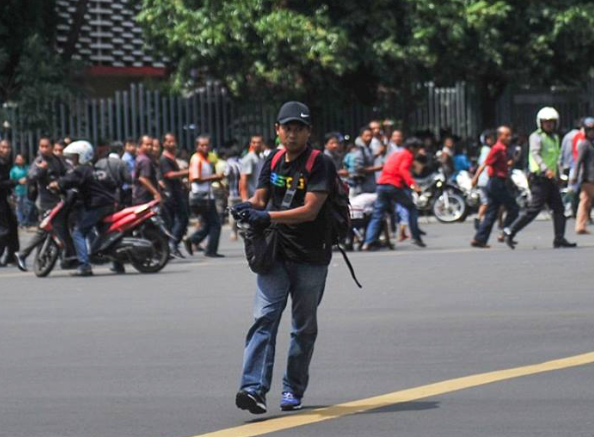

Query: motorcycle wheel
33;236;60;278
432;190;467;223
130;226;170;273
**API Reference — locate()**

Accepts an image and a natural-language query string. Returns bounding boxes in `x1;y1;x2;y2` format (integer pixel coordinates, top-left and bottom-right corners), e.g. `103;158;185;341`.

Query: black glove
245;209;271;228
234;201;252;212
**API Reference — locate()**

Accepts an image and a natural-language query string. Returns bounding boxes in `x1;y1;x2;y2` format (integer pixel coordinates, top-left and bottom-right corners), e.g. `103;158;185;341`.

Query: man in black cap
234;101;337;414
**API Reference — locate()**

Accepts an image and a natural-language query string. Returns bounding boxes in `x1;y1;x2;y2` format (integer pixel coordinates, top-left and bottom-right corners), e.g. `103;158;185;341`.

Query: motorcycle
510;169;531;210
34;196;171;277
414;171;468;223
455;170;482;212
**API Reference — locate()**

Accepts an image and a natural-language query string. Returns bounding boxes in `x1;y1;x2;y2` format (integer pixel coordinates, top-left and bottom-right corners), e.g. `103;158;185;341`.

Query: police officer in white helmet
504;107;576;249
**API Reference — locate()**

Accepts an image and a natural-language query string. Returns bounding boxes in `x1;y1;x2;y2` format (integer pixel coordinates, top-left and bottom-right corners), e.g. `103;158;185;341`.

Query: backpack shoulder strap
270;149;286;171
305;149;321;174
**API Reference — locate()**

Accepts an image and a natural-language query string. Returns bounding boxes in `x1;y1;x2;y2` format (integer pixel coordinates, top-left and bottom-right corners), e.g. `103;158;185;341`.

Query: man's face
139;136;153;154
250;136;264;153
391;130;403;146
361;129;373;145
498;128;513;146
325;137;340;153
276;122;310;153
125;141;137;156
39;139;53;157
53;143;64;157
0;141;11;159
542;119;556;133
152;139;161;157
15;154;24;166
369;122;381;138
444;137;454;149
163;134;177;153
486;135;495;146
196;138;210;155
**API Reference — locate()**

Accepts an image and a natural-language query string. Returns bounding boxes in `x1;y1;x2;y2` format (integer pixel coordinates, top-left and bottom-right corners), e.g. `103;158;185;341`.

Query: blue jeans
189;199;221;255
365;184;421;244
72;205;113;268
474;177;519;243
15;195;29;226
240;260;328;397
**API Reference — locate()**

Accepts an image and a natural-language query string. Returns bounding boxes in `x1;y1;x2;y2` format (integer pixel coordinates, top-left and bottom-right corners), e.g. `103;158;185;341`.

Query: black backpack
271;148;362;288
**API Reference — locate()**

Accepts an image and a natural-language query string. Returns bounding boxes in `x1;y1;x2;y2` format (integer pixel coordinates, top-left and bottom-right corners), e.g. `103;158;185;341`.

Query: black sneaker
170;247;185;259
503;228;517;250
15;253;27;272
470;239;490;248
412;238;426;248
204;252;225;258
71;266;93;277
183;238;194;256
110;263;126;274
553;238;577;248
236;390;267;414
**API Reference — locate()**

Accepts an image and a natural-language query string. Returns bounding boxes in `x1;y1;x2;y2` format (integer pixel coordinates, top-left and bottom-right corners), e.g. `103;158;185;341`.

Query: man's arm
139;176;161;200
164;169;189;180
239;174;250;200
247;187;270;210
268;192;328;225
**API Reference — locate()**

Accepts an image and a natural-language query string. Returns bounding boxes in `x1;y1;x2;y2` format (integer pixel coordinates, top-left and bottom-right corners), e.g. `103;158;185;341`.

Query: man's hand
545;169;556;179
48;181;59;191
233;201;253;213
154;193;163;203
412;184;422;193
245;209;271;228
18;177;27;185
471;177;479;188
37;160;48;169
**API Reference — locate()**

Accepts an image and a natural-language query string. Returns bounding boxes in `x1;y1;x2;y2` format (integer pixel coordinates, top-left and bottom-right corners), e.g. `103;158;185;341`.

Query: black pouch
243;225;279;274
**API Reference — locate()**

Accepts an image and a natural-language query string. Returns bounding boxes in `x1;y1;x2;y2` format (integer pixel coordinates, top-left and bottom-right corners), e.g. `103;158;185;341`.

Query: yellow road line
191;351;594;437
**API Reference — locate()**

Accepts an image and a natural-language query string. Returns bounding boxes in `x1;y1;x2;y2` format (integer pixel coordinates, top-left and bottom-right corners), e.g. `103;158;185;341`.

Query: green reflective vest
529;129;560;176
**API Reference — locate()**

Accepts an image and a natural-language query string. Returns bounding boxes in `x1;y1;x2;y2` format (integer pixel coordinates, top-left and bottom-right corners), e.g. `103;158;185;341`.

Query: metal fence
6;79;591;158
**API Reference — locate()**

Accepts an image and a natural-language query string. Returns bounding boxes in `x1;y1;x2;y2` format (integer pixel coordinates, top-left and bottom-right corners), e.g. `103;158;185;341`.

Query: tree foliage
0;0;80;132
138;0;594;123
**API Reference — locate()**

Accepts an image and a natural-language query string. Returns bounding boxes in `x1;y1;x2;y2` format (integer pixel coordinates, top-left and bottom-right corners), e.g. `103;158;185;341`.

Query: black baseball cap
276;101;311;126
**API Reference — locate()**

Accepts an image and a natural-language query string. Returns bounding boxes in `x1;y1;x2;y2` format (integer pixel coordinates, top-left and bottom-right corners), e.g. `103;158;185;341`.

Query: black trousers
0;198;19;260
509;175;566;241
474;177;519;243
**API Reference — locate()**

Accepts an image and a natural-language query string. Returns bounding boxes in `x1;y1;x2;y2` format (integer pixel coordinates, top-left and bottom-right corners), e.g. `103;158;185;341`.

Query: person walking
504;107;576;249
185;135;224;258
160;133;190;257
470;126;519;248
0;140;22;266
235;101;337;414
571;117;594;234
362;137;426;250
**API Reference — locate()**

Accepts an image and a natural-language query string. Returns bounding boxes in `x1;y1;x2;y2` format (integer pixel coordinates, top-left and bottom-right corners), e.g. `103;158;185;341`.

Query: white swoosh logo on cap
301;113;309;118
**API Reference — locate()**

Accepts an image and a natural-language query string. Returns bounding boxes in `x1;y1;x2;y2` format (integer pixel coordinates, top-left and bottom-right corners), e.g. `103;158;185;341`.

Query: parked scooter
34;195;171;277
414;171;468;223
455;170;482;212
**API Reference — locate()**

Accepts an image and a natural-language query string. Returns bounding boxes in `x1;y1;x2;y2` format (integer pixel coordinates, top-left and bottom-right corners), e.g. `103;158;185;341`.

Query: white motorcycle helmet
536;107;560;129
63;140;94;165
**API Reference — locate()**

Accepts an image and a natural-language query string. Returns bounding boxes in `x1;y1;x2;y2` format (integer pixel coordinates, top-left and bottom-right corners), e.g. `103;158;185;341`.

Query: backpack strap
304;149;321;174
337;244;363;289
270;149;286;171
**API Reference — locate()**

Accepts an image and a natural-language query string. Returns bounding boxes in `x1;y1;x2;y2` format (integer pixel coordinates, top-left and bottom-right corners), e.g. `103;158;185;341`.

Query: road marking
190;351;594;437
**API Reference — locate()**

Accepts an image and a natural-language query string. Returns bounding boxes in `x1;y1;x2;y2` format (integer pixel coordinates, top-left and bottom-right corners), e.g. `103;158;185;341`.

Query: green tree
0;0;81;132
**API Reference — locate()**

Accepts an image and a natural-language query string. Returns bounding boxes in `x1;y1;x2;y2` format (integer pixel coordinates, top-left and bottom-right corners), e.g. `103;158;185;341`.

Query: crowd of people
1;105;591;274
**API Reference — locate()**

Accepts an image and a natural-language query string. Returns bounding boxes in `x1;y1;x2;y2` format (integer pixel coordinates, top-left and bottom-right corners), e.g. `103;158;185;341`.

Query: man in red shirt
470;126;519;248
362;137;426;249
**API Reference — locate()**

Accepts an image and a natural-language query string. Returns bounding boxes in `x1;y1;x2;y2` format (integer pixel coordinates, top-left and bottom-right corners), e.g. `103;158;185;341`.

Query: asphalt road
0;218;593;437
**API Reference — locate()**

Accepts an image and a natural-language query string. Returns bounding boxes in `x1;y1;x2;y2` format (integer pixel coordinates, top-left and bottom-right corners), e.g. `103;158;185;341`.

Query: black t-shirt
133;153;158;204
159;155;183;198
257;147;336;265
